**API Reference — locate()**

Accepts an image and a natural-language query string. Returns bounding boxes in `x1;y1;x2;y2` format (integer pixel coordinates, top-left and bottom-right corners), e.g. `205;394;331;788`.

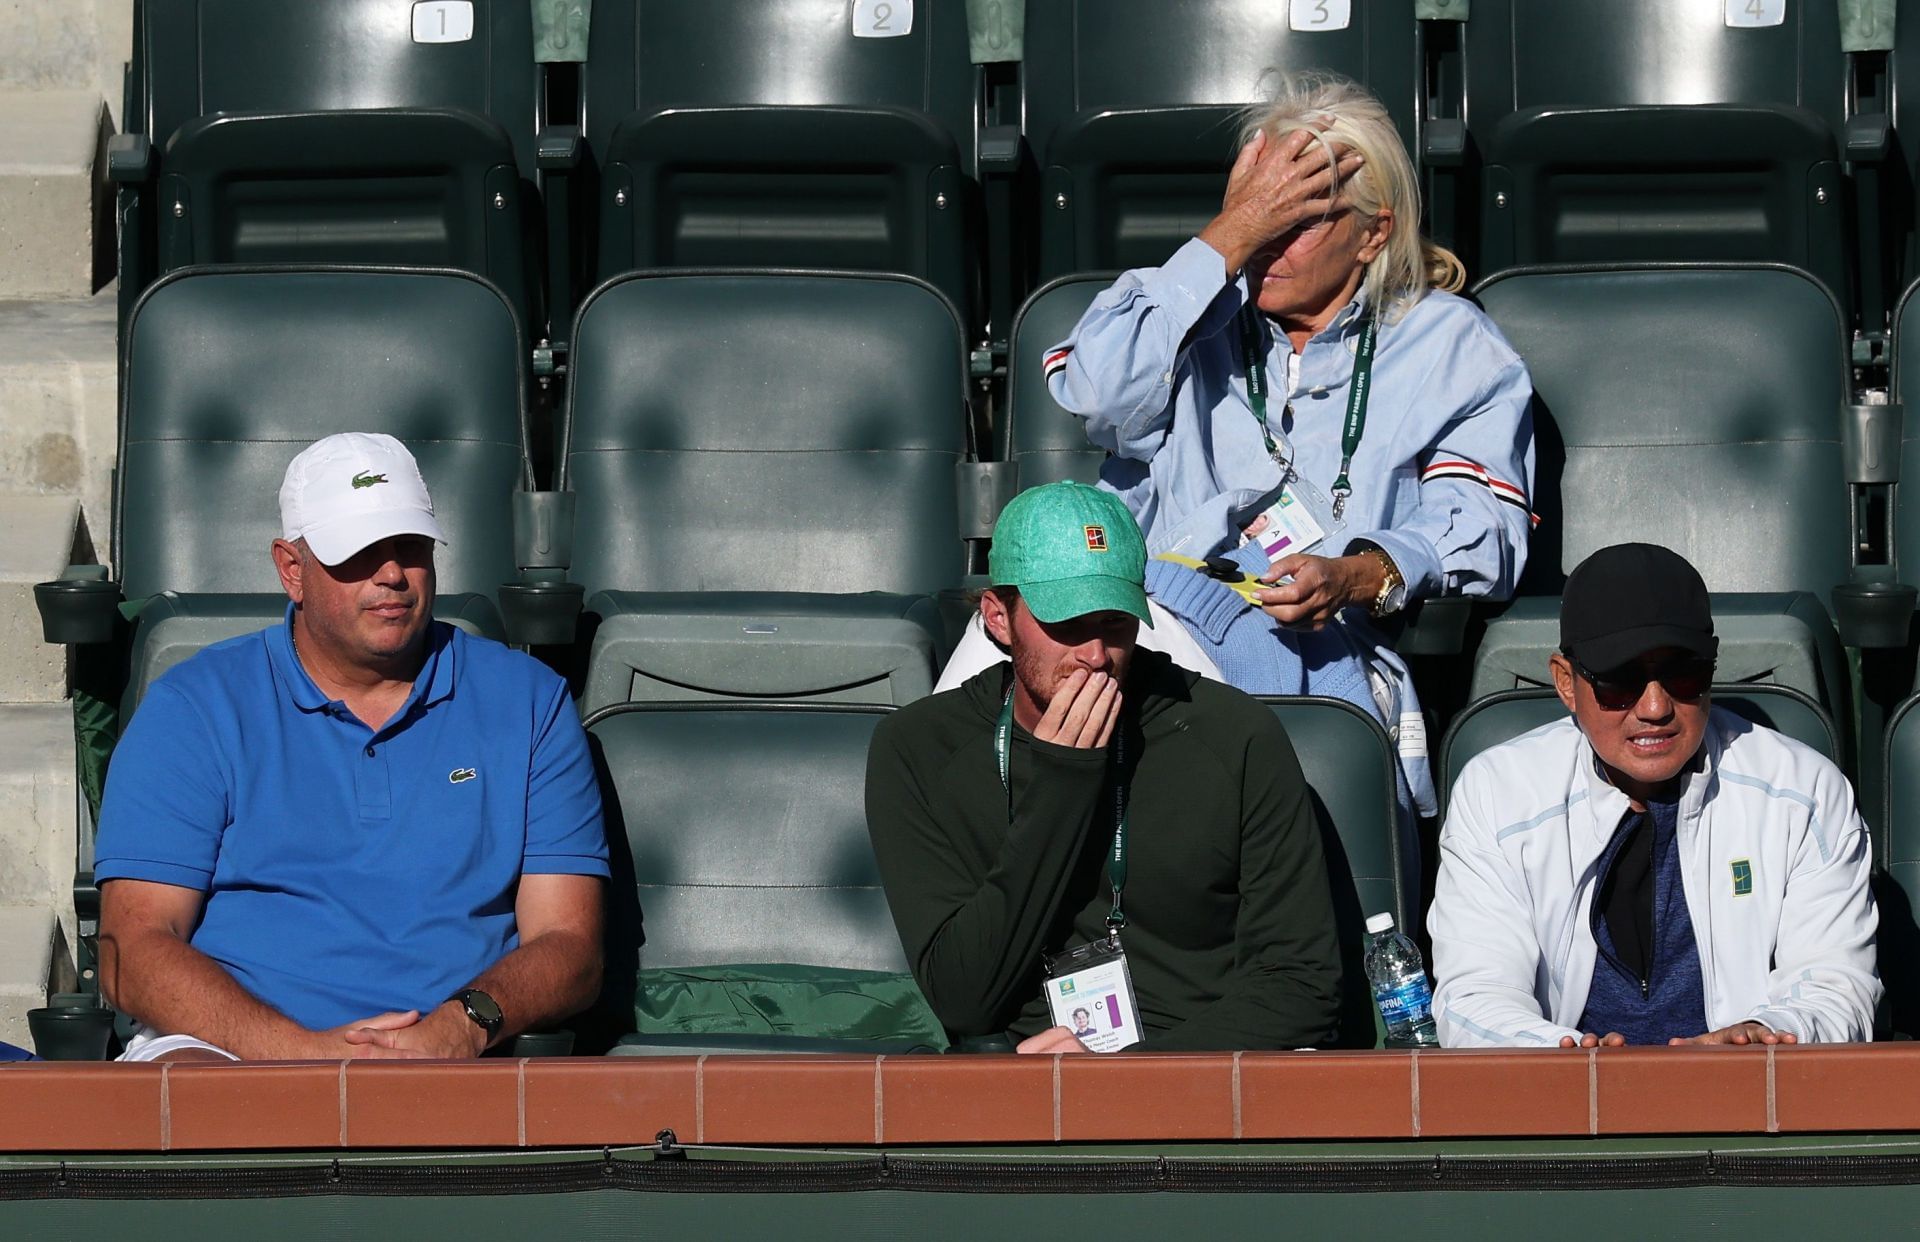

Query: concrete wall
0;0;133;122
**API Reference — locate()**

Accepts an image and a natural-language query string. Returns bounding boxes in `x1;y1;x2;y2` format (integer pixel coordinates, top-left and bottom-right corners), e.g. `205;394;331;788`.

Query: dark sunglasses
1575;657;1715;711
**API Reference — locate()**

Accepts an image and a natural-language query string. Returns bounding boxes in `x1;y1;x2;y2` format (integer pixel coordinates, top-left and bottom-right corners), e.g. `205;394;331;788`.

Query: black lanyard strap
1239;303;1377;522
995;690;1131;930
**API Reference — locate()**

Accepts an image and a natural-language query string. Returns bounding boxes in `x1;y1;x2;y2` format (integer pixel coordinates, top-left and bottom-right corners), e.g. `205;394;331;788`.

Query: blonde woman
941;74;1535;821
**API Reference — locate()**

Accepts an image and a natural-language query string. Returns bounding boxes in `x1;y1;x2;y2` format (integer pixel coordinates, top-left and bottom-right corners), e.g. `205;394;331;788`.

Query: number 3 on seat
1289;0;1351;31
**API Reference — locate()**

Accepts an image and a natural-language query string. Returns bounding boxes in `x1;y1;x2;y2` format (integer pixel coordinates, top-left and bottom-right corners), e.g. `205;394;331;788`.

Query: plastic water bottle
1364;913;1438;1047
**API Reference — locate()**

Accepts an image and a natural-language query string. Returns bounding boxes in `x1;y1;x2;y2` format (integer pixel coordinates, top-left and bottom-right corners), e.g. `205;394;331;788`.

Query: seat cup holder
27;1005;116;1061
509;1029;575;1057
1832;580;1918;650
498;580;585;647
32;578;123;645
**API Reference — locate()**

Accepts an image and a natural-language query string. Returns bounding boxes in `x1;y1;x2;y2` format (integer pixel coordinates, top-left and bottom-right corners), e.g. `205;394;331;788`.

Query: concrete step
0;701;78;1047
0;905;55;1052
0;88;112;300
0;288;118;538
0;496;81;702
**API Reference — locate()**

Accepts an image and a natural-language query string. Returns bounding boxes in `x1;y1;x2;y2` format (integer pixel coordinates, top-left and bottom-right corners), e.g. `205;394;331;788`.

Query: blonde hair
1238;71;1465;322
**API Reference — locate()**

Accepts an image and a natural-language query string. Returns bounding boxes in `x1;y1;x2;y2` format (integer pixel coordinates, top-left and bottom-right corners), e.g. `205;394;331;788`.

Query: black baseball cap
1559;543;1718;672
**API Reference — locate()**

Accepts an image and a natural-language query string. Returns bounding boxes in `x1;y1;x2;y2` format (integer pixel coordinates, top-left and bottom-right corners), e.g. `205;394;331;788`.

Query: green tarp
634;965;949;1051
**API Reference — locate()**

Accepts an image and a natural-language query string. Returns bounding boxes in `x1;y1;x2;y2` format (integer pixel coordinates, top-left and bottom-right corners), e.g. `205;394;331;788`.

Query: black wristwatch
455;988;504;1042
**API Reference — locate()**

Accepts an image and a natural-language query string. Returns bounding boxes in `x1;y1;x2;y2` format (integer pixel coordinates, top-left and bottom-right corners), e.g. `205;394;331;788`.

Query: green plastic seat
121;0;542;331
124;593;505;718
578;590;941;717
1461;0;1856;303
117;268;528;704
583;0;976;323
560;270;969;705
1440;685;1840;813
1877;694;1920;1034
1023;0;1419;280
1471;265;1853;735
997;274;1114;486
587;703;929;1054
1262;696;1412;1048
1883;280;1920;614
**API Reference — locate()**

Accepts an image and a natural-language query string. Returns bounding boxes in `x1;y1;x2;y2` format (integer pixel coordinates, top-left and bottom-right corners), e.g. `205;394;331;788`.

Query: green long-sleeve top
864;651;1343;1050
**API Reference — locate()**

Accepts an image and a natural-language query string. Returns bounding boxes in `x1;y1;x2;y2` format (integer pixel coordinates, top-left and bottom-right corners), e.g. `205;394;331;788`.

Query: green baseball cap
988;482;1153;627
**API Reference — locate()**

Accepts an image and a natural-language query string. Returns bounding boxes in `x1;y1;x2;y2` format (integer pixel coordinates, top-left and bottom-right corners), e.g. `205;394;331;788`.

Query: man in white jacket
1431;544;1879;1047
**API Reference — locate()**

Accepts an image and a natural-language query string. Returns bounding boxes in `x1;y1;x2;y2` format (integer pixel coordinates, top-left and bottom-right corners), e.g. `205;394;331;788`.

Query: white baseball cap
278;432;448;566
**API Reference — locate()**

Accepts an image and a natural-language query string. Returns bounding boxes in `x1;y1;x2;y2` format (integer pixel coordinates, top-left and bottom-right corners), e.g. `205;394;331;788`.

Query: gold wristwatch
1357;545;1407;617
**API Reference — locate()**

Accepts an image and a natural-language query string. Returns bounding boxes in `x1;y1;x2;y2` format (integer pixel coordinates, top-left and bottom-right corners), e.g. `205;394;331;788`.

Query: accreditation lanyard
995;689;1131;931
1238;304;1378;522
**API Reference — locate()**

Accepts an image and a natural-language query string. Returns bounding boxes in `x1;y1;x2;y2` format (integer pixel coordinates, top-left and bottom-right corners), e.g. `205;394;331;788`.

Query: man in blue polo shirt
93;432;609;1061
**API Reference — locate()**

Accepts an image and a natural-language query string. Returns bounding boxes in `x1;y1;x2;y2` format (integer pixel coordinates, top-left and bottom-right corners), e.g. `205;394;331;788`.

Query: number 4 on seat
1725;0;1785;28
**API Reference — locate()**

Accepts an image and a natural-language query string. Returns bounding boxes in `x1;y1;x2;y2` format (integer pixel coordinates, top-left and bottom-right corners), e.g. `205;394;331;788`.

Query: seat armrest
1848;113;1892;163
515;491;576;571
1421;118;1467;168
538;124;582;172
107;133;151;184
979;123;1025;175
958;461;1019;540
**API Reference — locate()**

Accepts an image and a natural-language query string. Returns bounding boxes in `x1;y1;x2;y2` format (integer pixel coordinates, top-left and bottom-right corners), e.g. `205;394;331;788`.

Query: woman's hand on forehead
1198;126;1365;275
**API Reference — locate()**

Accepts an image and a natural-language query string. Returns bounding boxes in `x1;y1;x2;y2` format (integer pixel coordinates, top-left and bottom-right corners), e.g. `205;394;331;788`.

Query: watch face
463;990;503;1027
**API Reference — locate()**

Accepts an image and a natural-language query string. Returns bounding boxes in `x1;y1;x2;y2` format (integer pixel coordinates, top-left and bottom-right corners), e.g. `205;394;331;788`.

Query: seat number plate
853;0;914;38
413;1;475;44
1725;0;1785;28
1290;0;1352;32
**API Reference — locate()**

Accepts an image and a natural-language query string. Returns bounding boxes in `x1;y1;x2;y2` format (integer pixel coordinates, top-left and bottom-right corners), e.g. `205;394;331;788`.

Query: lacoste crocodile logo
351;471;389;489
449;768;477;784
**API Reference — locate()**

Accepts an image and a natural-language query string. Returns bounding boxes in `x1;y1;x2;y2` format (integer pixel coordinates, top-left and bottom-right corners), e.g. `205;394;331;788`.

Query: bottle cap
1365;913;1395;935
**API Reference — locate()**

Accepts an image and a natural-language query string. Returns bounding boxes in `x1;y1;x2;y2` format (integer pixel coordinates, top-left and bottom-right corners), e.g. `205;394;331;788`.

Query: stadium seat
118;0;543;333
1469;265;1854;734
994;273;1113;488
559;269;969;711
111;267;526;709
1439;685;1841;812
1877;691;1920;1034
1022;0;1420;282
1263;695;1412;1048
1456;0;1866;313
588;702;940;1054
581;0;976;327
1882;279;1920;636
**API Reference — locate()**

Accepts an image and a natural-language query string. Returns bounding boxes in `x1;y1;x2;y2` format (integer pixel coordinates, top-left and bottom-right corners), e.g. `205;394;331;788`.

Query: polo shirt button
365;745;375;758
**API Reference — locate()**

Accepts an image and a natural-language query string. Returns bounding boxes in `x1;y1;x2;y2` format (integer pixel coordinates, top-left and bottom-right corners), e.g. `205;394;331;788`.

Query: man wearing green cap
865;482;1344;1051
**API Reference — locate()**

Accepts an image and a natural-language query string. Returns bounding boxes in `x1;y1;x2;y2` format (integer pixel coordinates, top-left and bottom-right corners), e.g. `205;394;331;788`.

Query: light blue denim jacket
1046;237;1536;601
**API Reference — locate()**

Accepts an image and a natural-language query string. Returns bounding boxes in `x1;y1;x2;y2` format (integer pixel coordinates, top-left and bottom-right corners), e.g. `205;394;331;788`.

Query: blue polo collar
268;603;459;723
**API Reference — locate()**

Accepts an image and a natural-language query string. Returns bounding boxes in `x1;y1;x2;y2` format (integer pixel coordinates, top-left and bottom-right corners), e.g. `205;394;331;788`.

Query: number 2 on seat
853;0;914;37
